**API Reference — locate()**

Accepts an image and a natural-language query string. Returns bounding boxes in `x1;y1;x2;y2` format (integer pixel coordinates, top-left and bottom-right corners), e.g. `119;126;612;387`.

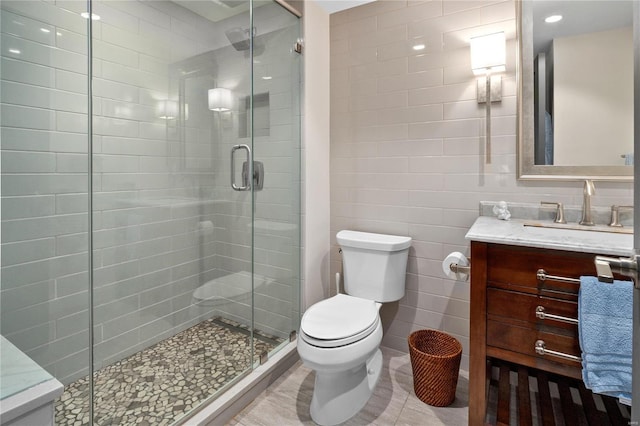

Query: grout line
394;379;412;425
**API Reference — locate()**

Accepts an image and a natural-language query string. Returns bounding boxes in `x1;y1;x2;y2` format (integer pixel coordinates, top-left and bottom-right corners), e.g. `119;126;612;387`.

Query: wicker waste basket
408;329;462;407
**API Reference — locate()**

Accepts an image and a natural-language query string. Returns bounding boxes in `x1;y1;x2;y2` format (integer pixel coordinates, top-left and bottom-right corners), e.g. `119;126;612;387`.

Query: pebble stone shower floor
55;317;283;426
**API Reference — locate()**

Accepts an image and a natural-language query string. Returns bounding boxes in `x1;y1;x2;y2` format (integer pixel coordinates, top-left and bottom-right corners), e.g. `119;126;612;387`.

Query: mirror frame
516;0;634;181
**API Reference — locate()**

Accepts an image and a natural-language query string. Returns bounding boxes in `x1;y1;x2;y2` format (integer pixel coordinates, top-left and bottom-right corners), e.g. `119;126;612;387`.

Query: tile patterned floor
230;346;469;426
55;317;282;426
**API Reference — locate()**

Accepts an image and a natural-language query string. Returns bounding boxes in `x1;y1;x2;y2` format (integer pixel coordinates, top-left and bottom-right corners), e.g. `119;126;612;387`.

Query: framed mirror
517;0;634;181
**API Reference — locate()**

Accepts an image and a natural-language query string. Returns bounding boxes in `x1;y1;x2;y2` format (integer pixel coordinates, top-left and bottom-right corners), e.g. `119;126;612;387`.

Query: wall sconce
157;100;178;120
470;31;506;164
208;88;233;112
471;32;506;75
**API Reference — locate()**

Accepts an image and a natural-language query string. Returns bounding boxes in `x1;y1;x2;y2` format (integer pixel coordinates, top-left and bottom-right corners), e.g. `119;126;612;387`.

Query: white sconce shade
470;32;506;75
208;88;233;112
157;100;178;120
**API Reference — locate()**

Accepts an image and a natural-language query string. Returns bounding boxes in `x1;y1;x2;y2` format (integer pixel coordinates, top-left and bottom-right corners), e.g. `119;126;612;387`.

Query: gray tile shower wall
1;0;299;384
329;0;633;370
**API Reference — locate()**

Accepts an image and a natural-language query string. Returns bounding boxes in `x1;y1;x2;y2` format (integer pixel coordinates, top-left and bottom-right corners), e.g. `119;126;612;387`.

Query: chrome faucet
579;179;596;226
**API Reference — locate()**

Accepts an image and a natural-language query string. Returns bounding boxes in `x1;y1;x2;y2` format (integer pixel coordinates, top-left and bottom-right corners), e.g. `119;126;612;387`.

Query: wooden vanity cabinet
468;241;602;426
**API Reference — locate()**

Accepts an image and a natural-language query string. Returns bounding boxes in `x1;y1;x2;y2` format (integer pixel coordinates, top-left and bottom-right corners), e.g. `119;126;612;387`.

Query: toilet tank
337;230;411;302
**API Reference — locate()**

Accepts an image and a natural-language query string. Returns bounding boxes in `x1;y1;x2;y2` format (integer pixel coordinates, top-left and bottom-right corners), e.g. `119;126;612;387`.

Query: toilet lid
301;294;379;343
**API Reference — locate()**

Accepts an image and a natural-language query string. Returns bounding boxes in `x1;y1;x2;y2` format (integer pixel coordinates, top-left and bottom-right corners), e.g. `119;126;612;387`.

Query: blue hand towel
578;276;633;400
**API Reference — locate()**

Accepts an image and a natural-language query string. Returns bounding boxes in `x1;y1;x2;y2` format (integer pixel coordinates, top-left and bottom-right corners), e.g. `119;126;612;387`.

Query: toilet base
309;348;383;426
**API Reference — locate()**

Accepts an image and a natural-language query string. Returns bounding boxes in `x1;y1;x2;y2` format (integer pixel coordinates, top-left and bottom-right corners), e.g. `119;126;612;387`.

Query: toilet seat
300;294;379;348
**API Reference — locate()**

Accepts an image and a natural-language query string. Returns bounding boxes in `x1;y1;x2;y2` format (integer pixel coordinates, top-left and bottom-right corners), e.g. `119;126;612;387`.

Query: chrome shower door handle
231;144;252;191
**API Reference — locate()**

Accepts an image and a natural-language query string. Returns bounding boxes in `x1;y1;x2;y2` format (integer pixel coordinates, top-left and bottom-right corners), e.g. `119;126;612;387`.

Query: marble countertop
466;216;633;256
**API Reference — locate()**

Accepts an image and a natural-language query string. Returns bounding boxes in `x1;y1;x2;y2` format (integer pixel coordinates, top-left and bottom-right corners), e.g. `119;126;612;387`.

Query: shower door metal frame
632;2;639;421
86;0;95;422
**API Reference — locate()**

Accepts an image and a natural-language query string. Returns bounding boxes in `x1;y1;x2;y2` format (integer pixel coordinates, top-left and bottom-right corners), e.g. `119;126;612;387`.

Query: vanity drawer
486;244;596;298
487;288;578;333
487;320;582;368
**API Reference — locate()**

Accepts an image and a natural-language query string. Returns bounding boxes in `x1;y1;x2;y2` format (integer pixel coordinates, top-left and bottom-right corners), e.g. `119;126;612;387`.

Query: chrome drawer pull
535;306;578;325
536;269;580;284
534;340;582;362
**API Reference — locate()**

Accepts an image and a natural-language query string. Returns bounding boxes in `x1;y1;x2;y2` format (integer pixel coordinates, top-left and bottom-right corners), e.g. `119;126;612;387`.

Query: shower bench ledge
0;336;63;426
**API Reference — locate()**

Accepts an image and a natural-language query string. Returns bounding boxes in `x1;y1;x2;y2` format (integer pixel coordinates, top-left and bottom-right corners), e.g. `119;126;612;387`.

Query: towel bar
595;254;640;288
535;306;578;325
536;269;580;284
534;340;582;363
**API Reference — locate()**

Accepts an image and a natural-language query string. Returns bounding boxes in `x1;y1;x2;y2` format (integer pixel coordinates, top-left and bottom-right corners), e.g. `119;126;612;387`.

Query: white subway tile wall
1;0;90;385
329;0;633;370
1;0;300;384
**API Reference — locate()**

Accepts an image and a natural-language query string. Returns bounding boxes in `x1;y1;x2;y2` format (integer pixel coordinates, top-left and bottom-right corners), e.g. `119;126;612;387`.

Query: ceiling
315;0;376;14
533;0;632;54
176;0;250;23
177;0;376;20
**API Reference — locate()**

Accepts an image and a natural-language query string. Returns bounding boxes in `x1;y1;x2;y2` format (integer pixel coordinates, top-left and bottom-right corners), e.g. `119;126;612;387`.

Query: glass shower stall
0;0;301;424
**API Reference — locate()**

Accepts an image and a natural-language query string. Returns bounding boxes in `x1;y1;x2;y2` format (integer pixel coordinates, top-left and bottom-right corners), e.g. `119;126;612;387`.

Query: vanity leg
469;242;488;426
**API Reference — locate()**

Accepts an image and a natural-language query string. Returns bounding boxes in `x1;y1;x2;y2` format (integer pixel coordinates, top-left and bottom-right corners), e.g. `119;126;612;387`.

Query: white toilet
297;230;411;425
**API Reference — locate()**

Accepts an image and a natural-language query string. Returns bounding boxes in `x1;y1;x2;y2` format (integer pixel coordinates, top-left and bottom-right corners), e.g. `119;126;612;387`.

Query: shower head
225;27;250;51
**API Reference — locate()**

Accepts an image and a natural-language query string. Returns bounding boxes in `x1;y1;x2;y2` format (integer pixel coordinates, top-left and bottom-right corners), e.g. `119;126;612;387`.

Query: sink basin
523;220;633;235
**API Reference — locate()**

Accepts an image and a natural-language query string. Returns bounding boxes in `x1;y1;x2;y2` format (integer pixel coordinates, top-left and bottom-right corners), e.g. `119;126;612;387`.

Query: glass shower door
250;0;301;358
87;1;256;424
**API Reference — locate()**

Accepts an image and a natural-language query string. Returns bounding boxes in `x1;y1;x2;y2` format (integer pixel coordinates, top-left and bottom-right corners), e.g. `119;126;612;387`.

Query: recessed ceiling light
9;48;21;54
412;43;426;51
262;76;272;80
56;32;62;36
80;12;101;20
545;15;563;23
40;28;51;33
